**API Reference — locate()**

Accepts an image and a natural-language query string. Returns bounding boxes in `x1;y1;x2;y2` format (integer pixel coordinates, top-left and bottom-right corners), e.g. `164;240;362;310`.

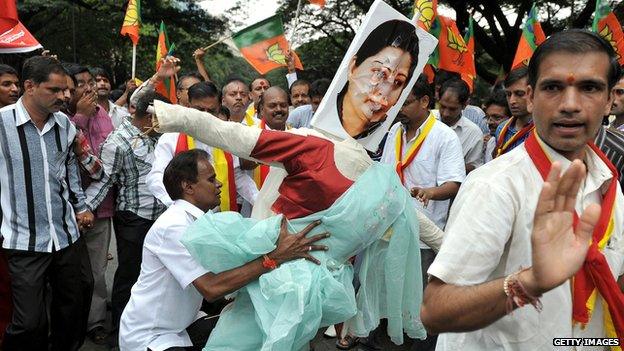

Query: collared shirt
494;117;533;153
85;118;165;220
286;104;314;129
429;140;624;351
71;105;115;218
108;100;130;129
119;200;209;351
595;125;624;188
146;132;258;208
381;119;465;234
483;136;496;163
433;111;484;168
462;105;488;135
0;99;86;252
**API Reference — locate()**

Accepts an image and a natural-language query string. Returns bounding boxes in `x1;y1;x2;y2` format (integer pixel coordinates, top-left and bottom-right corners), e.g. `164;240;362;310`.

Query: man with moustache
92;68;132;128
244;76;271;123
0;64;19;108
287;78;331;129
0;56;94;351
493;66;533;158
289;79;311;109
221;78;252;124
608;74;624;131
421;30;624;350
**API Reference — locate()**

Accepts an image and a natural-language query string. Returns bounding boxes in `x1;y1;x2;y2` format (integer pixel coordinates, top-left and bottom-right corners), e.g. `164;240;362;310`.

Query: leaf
266;43;287;65
446;27;467;53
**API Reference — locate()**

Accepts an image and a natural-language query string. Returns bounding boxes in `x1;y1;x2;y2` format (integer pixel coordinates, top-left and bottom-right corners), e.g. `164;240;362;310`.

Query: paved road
80;234;415;351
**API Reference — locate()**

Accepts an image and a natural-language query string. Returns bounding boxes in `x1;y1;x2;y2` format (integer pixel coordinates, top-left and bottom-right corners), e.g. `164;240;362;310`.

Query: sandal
336;334;360;350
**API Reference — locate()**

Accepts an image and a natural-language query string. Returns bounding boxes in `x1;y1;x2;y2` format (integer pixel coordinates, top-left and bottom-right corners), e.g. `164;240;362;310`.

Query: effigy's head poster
311;0;438;151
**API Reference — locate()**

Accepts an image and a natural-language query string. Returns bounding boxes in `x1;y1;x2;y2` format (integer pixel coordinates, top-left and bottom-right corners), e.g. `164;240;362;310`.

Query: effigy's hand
269;217;330;265
521;160;599;296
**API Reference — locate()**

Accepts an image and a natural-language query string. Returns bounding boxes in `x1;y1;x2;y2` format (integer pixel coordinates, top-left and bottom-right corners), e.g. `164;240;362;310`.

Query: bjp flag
593;0;624;66
232;15;303;75
511;3;545;70
120;0;140;45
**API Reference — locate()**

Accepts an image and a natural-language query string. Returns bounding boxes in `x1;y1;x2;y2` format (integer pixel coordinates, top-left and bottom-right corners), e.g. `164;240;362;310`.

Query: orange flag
593;0;624;66
120;0;140;45
414;0;438;31
155;21;177;104
511;3;545;69
309;0;325;7
437;16;474;90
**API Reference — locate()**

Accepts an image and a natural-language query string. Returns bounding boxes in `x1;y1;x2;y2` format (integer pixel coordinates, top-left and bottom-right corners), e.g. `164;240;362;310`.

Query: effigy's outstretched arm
154;100;263;163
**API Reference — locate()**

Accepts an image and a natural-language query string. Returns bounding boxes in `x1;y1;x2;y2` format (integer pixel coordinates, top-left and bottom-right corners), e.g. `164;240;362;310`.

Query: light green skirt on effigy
181;162;426;351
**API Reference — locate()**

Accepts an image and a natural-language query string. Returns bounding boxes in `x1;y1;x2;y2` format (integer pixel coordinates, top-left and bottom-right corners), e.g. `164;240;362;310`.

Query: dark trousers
111;211;155;333
148;315;218;351
0;240;12;343
2;238;93;351
411;248;437;351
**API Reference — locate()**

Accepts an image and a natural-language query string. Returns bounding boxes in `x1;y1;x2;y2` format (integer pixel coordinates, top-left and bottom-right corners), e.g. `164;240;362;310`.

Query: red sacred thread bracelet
503;268;543;314
262;255;278;270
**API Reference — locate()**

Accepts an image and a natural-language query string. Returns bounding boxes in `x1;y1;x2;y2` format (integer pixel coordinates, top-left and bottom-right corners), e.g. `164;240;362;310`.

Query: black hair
21;56;66;87
176;72;204;90
135;91;170;119
504;66;528;89
249;76;270;91
187;81;220;103
163;149;211;201
222;77;249;96
310;78;331;98
338;19;420;119
289;79;310;95
433;69;460;88
109;89;124;103
409;74;434;101
528;29;622;90
483;89;511;116
439;78;470;105
64;64;91;85
0;64;18;78
219;105;230;119
91;67;111;81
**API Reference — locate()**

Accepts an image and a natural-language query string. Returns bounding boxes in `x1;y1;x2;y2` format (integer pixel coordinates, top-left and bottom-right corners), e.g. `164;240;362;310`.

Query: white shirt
429;141;624;351
107;100;130;129
146;132;258;208
119;200;209;351
484;136;496;163
380;119;465;234
433;111;484;168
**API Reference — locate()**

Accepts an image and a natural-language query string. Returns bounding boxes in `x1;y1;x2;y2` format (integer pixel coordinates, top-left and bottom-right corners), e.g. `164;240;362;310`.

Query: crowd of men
0;28;623;351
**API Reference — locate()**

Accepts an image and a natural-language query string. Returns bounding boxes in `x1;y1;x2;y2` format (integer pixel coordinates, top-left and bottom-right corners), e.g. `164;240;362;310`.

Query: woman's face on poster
347;46;412;124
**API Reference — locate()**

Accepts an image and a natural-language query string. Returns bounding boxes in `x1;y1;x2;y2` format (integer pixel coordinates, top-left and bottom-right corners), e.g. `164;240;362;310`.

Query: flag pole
289;0;304;47
131;43;137;79
202;35;233;51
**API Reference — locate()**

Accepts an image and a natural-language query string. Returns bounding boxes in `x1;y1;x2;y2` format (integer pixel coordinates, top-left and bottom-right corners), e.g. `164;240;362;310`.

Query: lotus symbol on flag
123;0;139;27
446;27;467;65
416;1;435;30
265;43;287;65
599;25;622;61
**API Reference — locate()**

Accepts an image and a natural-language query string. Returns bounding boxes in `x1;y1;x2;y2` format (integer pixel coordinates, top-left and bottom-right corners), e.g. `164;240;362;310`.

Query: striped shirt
85;118;165;220
0;99;86;252
595;125;624;188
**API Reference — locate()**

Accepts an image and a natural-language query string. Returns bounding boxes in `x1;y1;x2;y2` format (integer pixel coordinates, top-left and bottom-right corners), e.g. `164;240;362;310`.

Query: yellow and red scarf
175;133;238;212
244;105;256;126
495;117;534;158
394;113;435;184
525;131;624;347
253;119;271;189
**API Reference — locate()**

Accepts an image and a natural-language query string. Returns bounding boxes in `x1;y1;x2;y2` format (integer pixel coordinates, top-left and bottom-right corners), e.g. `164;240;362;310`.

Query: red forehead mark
567;74;575;84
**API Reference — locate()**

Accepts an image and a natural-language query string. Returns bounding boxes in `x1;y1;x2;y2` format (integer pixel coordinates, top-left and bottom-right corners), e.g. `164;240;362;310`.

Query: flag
593;0;624;66
120;0;140;46
155;21;177;104
436;16;474;89
0;0;41;53
462;17;476;91
414;0;438;31
511;3;546;70
309;0;325;8
232;15;304;75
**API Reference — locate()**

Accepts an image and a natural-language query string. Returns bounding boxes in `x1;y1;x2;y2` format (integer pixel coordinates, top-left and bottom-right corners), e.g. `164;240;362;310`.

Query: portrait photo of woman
337;20;420;139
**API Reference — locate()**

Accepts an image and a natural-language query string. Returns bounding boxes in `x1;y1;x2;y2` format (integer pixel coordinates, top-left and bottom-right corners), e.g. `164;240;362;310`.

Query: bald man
258;87;289;131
